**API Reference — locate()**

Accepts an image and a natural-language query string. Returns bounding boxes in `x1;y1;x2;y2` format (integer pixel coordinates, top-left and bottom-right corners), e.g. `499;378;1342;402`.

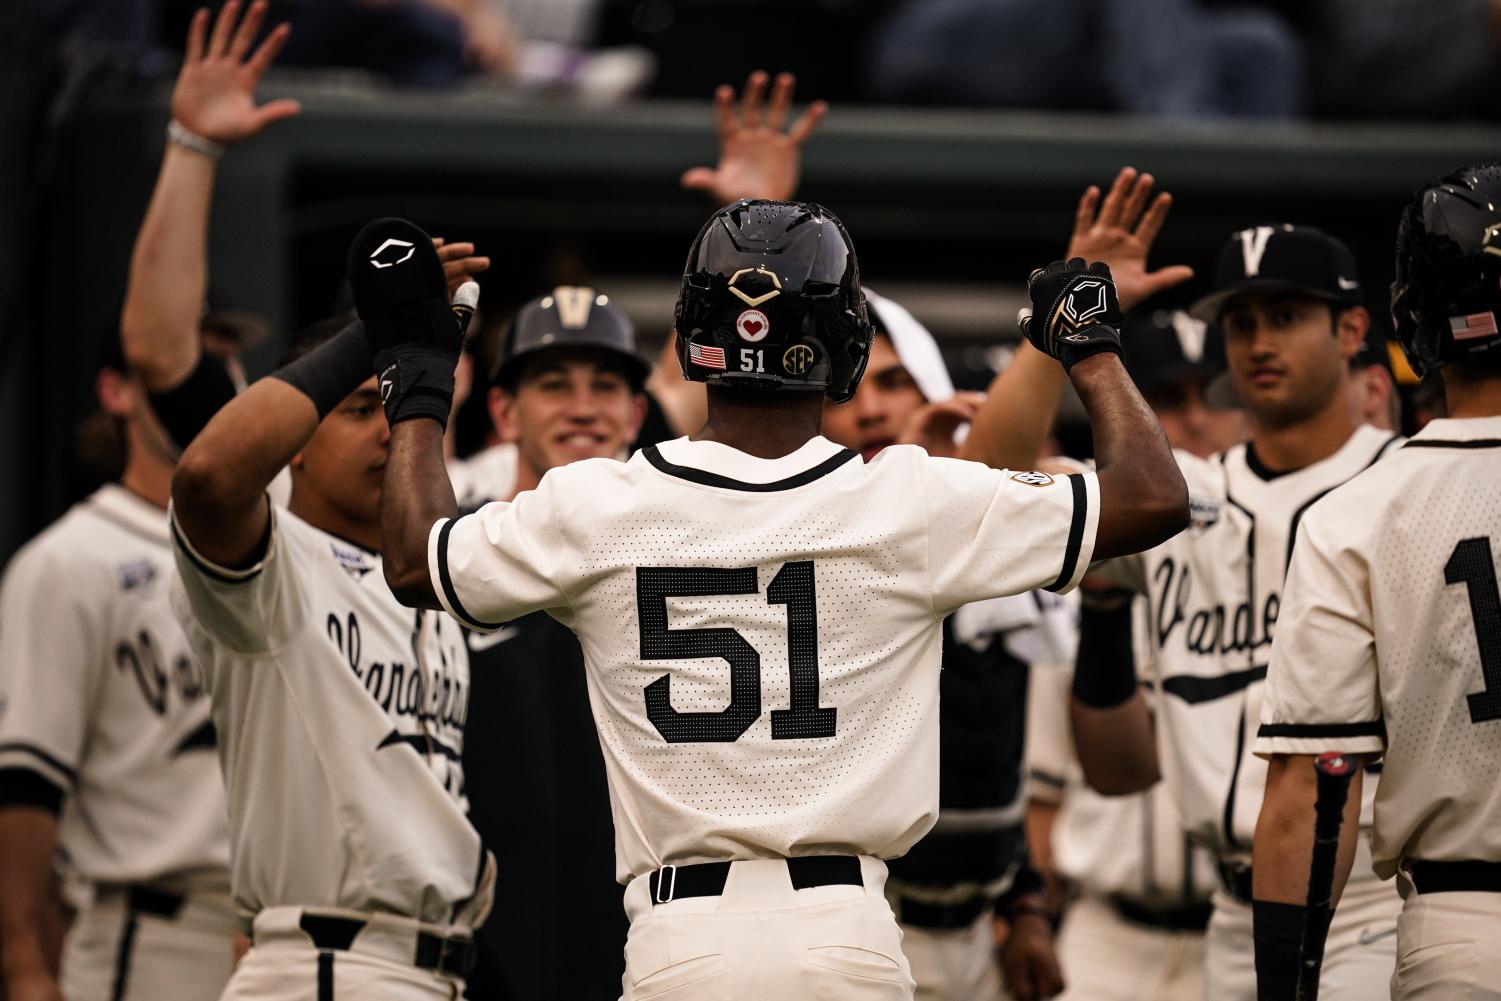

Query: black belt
295;914;475;978
1216;862;1254;905
894;894;990;930
1410;860;1501;894
647;856;863;905
1108;895;1212;933
94;885;187;920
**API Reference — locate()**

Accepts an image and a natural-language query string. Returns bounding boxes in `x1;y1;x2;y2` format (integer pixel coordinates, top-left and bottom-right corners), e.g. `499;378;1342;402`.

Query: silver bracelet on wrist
166;120;225;160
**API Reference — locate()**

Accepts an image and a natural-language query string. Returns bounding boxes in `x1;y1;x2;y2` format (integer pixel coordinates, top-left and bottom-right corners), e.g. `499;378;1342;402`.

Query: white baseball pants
1391;889;1501;1000
59;887;236;1001
1054;895;1204;1001
620;856;915;1001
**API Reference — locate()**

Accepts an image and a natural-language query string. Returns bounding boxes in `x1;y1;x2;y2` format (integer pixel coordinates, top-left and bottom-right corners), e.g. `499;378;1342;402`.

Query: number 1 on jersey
1446;537;1501;724
637;561;837;743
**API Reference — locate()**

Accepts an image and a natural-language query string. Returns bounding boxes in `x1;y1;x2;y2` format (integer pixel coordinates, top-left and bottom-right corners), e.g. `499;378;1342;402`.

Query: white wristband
166;120;225;160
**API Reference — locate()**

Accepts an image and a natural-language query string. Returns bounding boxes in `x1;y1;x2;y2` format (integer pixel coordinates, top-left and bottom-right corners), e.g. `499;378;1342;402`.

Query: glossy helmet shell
674;199;873;403
1393;163;1501;378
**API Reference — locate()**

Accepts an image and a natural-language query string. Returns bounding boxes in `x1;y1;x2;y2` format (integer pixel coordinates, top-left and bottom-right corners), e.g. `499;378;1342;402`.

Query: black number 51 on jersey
637;562;836;743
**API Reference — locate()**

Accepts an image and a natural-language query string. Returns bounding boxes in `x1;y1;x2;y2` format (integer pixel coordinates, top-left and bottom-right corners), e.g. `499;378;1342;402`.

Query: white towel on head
864;288;954;404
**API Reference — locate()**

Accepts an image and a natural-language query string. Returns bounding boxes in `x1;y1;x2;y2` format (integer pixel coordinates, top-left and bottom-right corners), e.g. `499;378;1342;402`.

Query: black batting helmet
674;199;873;404
1393;163;1501;378
492;286;651;390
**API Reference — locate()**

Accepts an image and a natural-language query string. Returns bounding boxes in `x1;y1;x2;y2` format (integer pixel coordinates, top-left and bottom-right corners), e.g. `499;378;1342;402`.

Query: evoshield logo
369;238;415;269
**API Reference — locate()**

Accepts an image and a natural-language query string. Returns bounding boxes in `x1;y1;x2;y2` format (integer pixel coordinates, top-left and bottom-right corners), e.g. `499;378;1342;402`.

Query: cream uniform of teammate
170;312;493;1001
354;203;1190;1001
1072;225;1405;1001
0;361;233;1001
1253;165;1501;1000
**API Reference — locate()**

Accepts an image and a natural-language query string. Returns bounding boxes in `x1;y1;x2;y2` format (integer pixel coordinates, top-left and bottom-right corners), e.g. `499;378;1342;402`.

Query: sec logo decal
736;309;769;343
1010;471;1054;487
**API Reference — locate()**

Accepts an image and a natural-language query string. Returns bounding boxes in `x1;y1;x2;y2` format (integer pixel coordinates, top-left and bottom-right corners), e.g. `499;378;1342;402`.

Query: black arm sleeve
1072;596;1138;709
0;768;64;814
147;353;239;453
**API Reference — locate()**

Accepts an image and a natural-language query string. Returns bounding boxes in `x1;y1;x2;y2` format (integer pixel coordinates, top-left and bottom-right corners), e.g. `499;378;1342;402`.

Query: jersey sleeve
0;540;103;807
428;473;576;632
922;458;1100;616
1024;659;1074;805
169;503;308;656
1254;508;1385;759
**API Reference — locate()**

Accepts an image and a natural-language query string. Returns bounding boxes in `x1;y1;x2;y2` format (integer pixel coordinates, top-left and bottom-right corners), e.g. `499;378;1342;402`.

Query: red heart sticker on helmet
736;309;770;343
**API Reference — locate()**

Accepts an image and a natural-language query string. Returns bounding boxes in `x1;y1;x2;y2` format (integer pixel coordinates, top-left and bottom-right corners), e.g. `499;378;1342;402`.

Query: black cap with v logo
1190;224;1362;322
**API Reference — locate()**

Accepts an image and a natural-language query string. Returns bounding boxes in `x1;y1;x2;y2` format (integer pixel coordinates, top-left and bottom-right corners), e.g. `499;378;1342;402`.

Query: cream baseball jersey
449;442;518;511
171;504;491;927
1256;417;1501;878
0;485;229;889
430;435;1099;882
1094;425;1400;859
1027;609;1216;905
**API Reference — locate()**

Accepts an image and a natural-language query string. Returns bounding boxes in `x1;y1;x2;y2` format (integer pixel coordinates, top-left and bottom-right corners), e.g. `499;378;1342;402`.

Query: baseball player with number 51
350;198;1188;1001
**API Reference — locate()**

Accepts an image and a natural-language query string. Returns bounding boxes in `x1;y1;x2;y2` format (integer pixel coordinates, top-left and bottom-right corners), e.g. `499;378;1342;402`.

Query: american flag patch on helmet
688;343;726;369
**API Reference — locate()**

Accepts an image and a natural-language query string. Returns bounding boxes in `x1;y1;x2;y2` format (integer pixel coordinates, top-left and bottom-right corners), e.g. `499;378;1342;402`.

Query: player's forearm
382;418;455;609
173;377;317;564
120;144;218;391
1253;756;1363;906
1070;353;1188;559
1069;694;1158;794
0;808;64;984
957;342;1066;471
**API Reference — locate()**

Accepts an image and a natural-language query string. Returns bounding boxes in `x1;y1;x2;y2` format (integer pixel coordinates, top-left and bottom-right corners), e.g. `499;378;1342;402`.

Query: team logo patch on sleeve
1189;496;1221;530
736;309;770;343
1011;471;1054;487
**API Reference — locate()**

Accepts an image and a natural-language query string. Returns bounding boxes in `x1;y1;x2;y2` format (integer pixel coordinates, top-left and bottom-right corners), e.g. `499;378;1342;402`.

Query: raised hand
171;0;300;146
680;71;828;205
896;392;985;458
1066;167;1193;313
432;238;491;300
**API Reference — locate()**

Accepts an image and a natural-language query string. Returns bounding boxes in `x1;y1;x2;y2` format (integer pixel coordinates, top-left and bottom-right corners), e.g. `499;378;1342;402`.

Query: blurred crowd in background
28;0;1501;118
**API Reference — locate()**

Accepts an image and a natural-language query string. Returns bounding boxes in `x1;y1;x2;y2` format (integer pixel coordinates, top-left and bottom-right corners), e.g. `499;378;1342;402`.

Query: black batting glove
1017;258;1124;371
347;217;460;428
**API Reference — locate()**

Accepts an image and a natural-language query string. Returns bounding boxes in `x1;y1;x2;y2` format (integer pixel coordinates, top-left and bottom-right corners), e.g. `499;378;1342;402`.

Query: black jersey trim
0;767;65;812
1028;769;1065;790
1403;438;1501;450
641;444;859;492
435;519;507;631
1257;720;1386;740
1284;434;1400;571
375;729;462;761
0;742;77;783
1160;664;1267;705
1044;474;1089;593
172;720;218;756
170;518;265;585
1243;442;1299;482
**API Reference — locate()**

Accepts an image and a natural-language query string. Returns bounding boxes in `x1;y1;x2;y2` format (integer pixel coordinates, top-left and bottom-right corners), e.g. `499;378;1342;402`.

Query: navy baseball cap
1190;225;1363;322
492;286;651;390
1124;309;1227;394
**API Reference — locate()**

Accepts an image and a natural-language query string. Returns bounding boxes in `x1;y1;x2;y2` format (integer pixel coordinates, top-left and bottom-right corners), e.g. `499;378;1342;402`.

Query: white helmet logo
369;238;415;269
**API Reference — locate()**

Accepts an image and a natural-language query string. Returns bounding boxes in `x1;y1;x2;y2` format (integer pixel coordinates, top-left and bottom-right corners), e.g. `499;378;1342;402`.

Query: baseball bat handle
1295;753;1359;1001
